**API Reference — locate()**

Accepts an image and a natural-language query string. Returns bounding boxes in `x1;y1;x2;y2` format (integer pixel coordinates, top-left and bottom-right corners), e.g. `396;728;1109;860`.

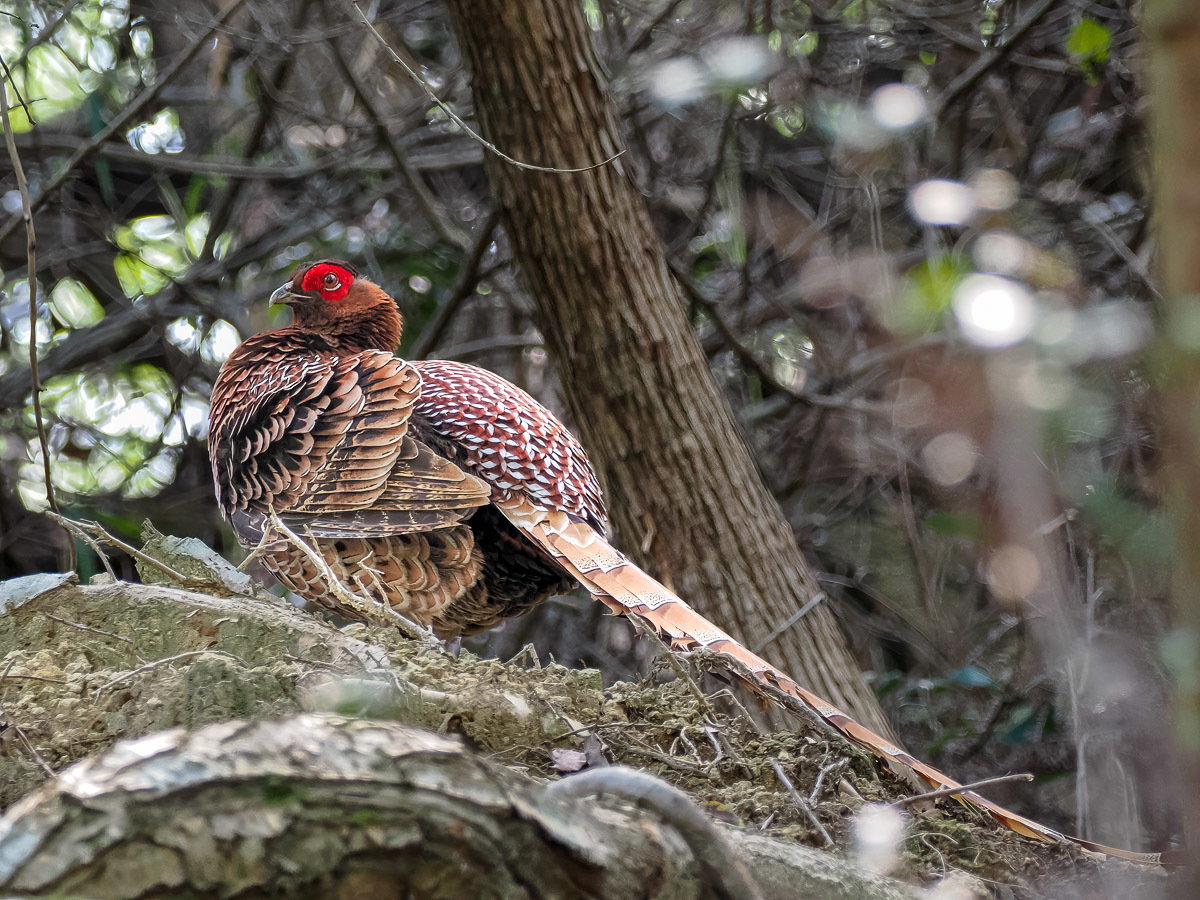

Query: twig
0;52;33;125
265;510;440;648
809;759;847;804
44;613;134;645
98;650;247;694
935;0;1059;118
0;659;55;777
51;512;116;580
410;210;501;359
1;674;68;685
889;772;1034;808
769;757;834;847
0;0;250;246
44;512;191;586
349;1;625;175
235;526;276;573
437;334;542;362
0;55;56;520
327;32;469;250
752;592;826;654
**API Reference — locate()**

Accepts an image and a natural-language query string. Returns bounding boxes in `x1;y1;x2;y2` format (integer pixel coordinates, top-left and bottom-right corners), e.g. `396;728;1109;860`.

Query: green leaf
1065;18;1111;81
924;511;982;541
895;254;970;332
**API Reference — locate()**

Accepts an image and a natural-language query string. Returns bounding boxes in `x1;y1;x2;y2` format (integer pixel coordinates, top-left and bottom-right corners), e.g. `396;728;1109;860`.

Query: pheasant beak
270;282;303;306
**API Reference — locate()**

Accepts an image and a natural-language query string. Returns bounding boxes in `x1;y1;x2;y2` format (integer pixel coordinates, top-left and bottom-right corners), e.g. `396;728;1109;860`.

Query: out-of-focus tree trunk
1146;0;1200;889
441;0;893;739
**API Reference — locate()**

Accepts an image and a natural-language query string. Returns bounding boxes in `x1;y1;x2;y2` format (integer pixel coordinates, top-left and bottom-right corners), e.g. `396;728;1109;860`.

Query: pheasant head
270;260;403;351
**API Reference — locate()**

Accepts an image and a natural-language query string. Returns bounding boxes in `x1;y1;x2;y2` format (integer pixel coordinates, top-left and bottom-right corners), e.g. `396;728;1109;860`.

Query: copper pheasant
208;259;1161;863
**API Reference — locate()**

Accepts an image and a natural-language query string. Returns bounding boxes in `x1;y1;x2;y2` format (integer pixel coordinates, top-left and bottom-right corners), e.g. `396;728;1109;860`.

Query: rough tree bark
0;551;1152;898
1146;0;1200;892
0;714;920;900
0;564;942;900
439;0;893;738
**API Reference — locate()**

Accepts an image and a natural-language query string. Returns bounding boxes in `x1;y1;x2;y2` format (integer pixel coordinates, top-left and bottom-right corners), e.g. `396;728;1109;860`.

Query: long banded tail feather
504;509;1163;865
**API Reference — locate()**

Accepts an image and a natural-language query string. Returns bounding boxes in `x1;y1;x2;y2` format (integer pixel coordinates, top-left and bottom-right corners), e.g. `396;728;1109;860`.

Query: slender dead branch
935;0;1058;117
44;512;190;586
265;510;441;648
0;52;33;125
809;759;848;804
44;613;135;646
0;0;250;246
98;650;248;694
49;510;116;579
769;757;835;847
409;209;501;358
0;52;73;566
349;1;625;174
889;773;1034;808
752;592;827;655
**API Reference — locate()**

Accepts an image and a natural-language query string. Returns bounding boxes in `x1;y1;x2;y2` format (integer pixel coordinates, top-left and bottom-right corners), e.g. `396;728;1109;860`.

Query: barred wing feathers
210;339;491;540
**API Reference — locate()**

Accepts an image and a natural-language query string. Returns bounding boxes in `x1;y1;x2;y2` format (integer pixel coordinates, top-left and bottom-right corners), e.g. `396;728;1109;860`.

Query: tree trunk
441;0;893;738
1146;0;1200;890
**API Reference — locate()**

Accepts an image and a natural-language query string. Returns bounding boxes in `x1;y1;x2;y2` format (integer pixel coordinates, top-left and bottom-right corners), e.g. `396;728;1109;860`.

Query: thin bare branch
889;773;1034;808
349;1;625;175
98;650;248;694
0;0;250;246
44;512;190;586
44;613;135;646
769;757;834;847
1;52;69;567
265;510;441;648
935;0;1058;117
410;209;502;358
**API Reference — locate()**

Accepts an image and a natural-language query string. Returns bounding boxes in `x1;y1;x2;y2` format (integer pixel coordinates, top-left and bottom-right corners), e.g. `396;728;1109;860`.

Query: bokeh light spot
953;274;1036;348
909;179;976;226
869;83;926;129
650;57;708;105
854;804;905;875
986;545;1040;604
922;432;979;486
970;169;1018;211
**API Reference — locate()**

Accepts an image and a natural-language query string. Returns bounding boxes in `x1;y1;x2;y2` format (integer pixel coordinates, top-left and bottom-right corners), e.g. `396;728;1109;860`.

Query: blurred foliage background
0;0;1180;853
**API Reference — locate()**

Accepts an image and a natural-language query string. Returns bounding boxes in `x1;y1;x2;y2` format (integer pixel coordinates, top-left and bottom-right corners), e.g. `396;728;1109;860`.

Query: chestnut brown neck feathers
271;260;403;352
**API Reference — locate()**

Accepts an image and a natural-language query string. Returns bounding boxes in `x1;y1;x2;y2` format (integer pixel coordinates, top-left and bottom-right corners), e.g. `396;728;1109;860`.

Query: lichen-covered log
0;571;610;807
0;713;923;900
0;569;1164;898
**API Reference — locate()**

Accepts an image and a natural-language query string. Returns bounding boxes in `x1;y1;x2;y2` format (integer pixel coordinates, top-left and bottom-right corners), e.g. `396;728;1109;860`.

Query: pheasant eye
322;272;340;290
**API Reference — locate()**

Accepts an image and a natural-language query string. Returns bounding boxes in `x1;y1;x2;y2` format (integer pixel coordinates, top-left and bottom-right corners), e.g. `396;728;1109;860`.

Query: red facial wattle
299;262;354;302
